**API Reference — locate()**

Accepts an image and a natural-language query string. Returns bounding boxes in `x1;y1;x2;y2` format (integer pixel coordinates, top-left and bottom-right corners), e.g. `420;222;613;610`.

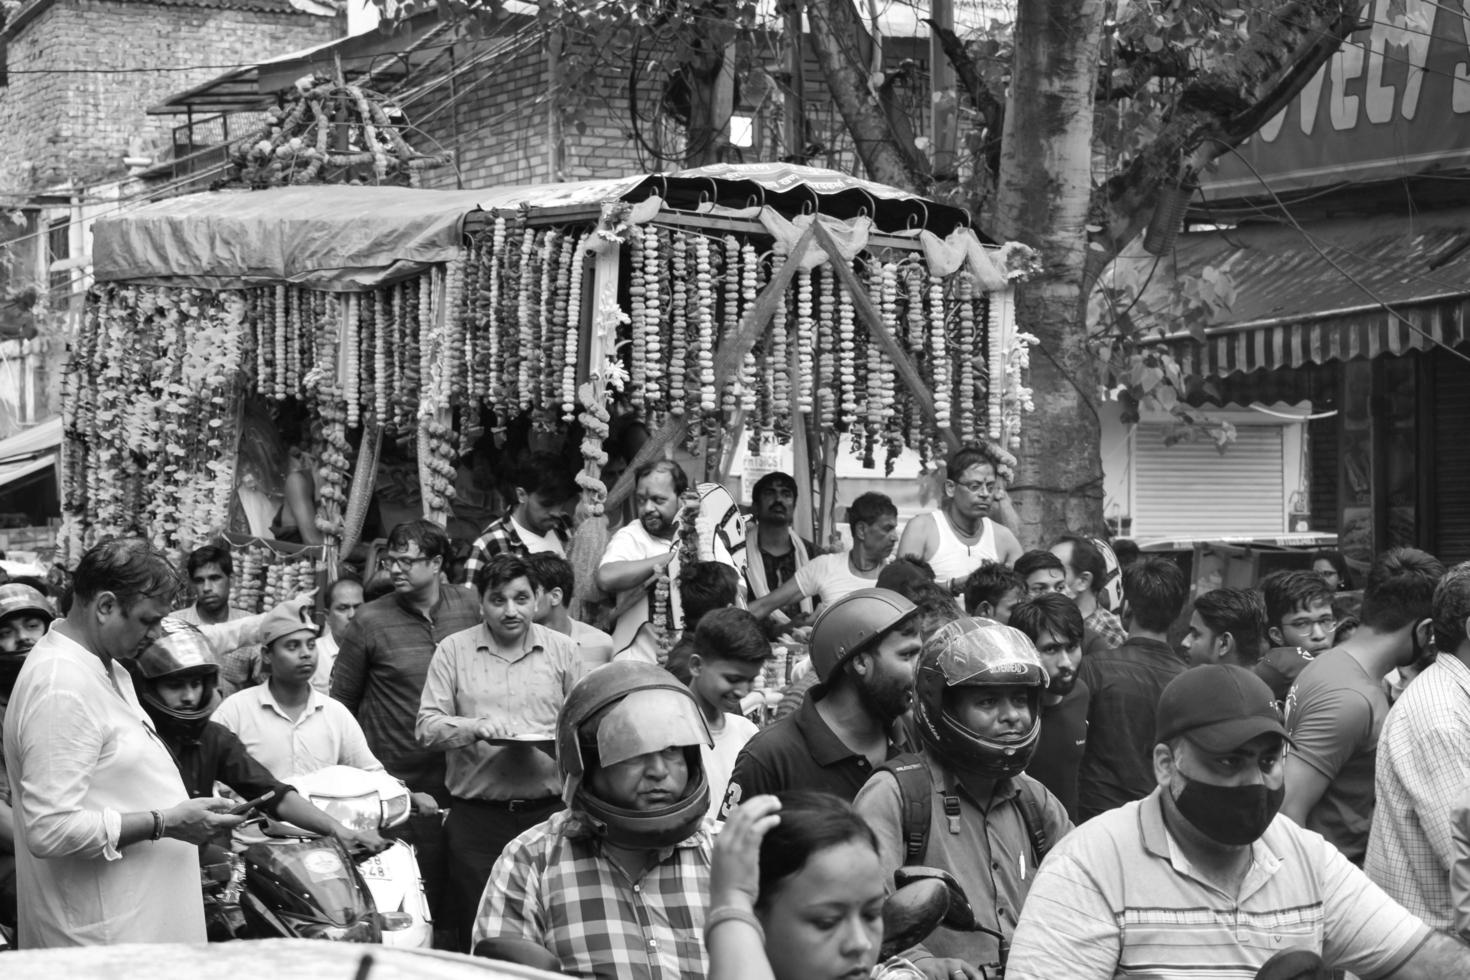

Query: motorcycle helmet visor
593;688;712;768
928;618;1048;688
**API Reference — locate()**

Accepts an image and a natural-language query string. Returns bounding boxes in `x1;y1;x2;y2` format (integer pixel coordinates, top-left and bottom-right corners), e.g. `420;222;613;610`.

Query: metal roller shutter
1433;355;1470;565
1133;424;1286;540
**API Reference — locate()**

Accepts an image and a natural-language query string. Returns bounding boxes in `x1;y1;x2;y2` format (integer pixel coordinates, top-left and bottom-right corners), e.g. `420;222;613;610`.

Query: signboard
1204;0;1470;198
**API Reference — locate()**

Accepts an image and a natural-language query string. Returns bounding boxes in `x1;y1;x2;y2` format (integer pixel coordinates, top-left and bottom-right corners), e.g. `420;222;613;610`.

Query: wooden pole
808;219;962;454
605;220;820;512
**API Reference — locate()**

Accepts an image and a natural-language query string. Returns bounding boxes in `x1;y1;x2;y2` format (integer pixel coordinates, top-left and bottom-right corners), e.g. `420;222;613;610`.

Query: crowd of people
3;441;1470;979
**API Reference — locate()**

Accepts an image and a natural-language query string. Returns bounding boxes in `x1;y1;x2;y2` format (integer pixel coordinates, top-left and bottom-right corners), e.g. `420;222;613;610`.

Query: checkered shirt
1364;653;1470;930
464;514;569;582
473;810;712;980
1084;606;1127;650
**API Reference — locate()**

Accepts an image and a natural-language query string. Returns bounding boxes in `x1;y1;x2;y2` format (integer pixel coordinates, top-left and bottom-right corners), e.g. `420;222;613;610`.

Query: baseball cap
1155;664;1288;753
260;600;322;647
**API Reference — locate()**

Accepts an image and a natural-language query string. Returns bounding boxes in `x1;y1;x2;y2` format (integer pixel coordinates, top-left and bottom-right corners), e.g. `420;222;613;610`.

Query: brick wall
415;30;649;190
0;0;341;193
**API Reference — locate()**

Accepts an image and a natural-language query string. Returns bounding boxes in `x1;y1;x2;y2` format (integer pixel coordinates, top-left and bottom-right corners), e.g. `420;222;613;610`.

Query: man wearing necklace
747;492;901;621
897;445;1024;601
417;553;583;951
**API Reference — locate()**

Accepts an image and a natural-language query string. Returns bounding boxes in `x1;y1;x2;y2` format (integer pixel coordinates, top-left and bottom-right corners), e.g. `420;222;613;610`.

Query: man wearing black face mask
1281;547;1443;865
1007;664;1470;980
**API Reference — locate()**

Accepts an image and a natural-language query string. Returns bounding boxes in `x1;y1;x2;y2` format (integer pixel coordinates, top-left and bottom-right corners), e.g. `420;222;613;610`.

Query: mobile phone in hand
229;789;279;816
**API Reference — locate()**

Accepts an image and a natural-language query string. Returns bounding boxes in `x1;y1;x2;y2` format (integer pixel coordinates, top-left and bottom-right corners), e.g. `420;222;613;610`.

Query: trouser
389;811;452;948
445;795;563;952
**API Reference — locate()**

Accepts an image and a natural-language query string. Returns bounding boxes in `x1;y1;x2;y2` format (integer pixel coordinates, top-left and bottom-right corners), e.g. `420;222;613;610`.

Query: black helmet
134;618;221;739
912;617;1047;778
808;588;920;683
556;661;712;849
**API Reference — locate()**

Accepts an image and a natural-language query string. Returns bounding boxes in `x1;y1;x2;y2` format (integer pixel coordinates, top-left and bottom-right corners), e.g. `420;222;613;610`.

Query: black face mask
1172;772;1284;847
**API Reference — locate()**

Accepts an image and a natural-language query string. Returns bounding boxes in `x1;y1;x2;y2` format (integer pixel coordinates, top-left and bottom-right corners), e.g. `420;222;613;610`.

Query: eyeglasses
956;481;997;495
378;555;433;572
1283;617;1337;634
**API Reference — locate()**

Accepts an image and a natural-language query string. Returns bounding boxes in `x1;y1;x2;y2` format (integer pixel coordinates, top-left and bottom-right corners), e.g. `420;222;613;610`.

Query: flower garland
628;226;648;412
817;265;836;429
643;228;664;416
669;234;689;418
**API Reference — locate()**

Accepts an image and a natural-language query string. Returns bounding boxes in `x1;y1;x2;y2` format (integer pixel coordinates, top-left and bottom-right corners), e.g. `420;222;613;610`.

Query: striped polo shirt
1007;789;1430;980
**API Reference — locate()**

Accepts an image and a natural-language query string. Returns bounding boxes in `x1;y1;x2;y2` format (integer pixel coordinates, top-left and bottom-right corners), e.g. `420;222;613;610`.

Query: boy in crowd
1254;569;1337;701
1011;593;1090;822
1182;587;1267;668
855;617;1071;980
1015;550;1069;598
1077;556;1189;821
524;553;615;671
1051;534;1127;653
679;561;740;633
964;562;1026;623
172;543;258;694
682;607;771;820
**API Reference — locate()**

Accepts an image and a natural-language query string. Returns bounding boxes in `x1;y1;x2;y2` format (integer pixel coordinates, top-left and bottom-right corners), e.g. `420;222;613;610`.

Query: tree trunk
802;0;927;189
992;0;1108;546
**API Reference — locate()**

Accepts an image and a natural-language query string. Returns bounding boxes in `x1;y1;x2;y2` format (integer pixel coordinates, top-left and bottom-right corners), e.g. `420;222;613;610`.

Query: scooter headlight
308;792;381;832
379;791;411;828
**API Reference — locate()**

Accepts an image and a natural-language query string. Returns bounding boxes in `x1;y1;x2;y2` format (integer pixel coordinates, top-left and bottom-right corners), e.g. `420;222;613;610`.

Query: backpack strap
876;753;933;865
1013;777;1051;866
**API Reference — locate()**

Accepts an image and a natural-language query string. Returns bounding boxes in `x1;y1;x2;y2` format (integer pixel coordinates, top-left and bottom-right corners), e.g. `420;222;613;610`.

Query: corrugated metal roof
1154;207;1470;377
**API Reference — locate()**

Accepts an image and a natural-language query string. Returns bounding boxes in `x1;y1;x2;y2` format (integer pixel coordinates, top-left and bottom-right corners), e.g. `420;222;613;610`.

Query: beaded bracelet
703;906;765;945
150;810;166;841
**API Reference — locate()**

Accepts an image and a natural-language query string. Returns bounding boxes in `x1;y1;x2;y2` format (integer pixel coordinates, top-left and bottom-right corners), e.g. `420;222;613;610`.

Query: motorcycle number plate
358;855;389;879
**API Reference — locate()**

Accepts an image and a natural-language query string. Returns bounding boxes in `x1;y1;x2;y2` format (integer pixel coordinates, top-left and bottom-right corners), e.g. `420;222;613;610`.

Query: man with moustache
5;538;245;947
748;492;903;618
1010;593;1090;821
897;445;1023;601
1008;664;1470;979
855;617;1071;980
740;471;817;625
721;589;922;814
596;460;690;664
332;519;481;948
418;553;582;949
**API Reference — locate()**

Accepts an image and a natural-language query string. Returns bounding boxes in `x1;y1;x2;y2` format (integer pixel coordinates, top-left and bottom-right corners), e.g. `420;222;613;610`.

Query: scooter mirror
893;866;977;931
879;878;951;960
473;936;565;973
1254;949;1329;980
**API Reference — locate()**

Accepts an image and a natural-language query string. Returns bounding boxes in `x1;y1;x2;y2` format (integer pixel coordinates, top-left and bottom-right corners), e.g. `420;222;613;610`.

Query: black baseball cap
1155;664;1289;753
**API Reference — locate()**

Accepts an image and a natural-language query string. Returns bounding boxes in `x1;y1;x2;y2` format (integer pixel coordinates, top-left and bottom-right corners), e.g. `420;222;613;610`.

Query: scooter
204;765;432;947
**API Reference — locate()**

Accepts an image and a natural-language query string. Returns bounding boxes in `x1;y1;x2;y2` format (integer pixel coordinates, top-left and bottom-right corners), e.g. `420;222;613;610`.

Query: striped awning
1150;207;1470;378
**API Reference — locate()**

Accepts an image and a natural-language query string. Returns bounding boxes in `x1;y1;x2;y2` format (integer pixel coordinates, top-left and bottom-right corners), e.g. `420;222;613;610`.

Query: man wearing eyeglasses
1282;547;1443;866
1252;570;1336;703
896;445;1023;606
332;519;481;948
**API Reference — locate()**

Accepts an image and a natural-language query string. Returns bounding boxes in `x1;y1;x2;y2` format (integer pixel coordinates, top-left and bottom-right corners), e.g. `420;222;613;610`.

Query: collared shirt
1077;636;1188;821
331;586;482;797
416;622;581;801
1006;790;1430;980
1284;647;1386;863
855;753;1073;968
472;810;712;980
570;619;616;671
172;604;260;694
465;513;570;582
4;628;203;947
1083;606;1127;650
213;683;383;780
1365;653;1470;929
310;629;339;695
720;685;910;816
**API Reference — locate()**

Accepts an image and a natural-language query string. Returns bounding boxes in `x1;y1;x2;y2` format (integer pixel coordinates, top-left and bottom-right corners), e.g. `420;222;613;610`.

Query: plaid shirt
1364;653;1470;930
464;513;570;582
473;810;712;980
1083;606;1127;650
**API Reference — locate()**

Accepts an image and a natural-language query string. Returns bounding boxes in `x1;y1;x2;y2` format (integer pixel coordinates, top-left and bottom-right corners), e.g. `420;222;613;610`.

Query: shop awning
1153;207;1470;378
0;416;60;492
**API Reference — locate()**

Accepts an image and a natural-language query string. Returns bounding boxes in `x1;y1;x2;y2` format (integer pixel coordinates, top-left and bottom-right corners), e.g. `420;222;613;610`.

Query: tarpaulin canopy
91;165;980;290
0;416;60;492
92;186;493;291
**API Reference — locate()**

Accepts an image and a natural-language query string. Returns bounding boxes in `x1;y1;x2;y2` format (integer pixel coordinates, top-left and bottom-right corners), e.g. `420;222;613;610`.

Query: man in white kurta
3;537;242;948
5;628;204;946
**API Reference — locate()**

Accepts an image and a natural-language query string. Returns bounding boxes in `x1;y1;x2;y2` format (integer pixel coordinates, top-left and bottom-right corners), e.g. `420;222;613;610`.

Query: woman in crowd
708;792;922;980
